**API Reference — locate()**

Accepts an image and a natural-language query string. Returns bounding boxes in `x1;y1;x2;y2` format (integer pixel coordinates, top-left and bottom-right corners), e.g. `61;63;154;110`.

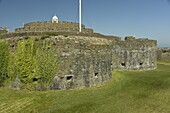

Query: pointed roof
52;15;58;20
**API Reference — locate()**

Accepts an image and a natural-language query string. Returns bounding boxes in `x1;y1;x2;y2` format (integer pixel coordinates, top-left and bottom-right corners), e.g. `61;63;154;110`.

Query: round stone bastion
4;35;157;90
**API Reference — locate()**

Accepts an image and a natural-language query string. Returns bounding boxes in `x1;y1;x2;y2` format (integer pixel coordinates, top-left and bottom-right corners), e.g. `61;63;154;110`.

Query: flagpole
79;0;82;32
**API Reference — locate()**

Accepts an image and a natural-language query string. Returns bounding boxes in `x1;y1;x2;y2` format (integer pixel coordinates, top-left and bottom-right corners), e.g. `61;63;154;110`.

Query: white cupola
52;15;58;23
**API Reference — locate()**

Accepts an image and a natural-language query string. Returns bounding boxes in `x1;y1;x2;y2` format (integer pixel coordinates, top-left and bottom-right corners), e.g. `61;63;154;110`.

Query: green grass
157;60;170;64
0;62;170;113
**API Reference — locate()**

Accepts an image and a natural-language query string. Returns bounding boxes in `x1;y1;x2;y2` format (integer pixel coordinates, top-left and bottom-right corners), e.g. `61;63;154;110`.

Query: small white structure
52;15;58;23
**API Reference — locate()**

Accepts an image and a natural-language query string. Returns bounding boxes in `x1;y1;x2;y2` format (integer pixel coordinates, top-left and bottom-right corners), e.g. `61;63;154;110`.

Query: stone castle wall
4;35;157;90
15;21;93;34
0;27;9;34
157;48;170;61
52;36;113;90
112;37;157;70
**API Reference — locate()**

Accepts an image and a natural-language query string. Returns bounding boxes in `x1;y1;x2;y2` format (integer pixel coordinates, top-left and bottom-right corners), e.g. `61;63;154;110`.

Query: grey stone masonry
157;48;170;61
15;21;93;34
3;35;157;90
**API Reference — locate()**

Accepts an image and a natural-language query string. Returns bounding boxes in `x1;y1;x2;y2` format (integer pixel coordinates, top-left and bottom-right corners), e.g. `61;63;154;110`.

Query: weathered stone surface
0;27;9;34
13;76;21;90
49;36;113;90
3;35;157;90
112;37;157;70
157;48;170;61
15;21;93;34
42;36;157;90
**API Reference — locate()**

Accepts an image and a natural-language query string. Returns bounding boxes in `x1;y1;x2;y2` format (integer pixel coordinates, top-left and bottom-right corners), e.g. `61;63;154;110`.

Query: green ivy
14;39;38;88
0;41;10;86
0;37;59;90
7;53;16;85
35;43;58;90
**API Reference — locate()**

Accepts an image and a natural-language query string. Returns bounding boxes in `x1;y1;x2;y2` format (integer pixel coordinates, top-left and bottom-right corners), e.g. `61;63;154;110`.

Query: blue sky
0;0;170;47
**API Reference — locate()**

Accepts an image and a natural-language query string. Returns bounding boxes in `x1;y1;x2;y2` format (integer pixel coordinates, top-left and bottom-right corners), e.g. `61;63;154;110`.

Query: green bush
7;53;16;85
35;44;58;90
14;39;38;88
0;37;59;90
0;41;10;86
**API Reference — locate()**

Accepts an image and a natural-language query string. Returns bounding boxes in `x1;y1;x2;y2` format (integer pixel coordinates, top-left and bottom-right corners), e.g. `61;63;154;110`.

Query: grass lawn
0;61;170;113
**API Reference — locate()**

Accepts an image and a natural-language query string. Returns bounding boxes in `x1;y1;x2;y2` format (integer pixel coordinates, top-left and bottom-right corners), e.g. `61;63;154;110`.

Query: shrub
14;39;38;88
7;54;16;85
0;41;10;86
35;44;58;90
0;37;59;90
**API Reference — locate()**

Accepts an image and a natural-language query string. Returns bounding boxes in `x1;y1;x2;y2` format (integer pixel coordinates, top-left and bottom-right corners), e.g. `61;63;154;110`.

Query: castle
0;27;9;34
0;16;158;90
15;16;93;34
157;48;170;61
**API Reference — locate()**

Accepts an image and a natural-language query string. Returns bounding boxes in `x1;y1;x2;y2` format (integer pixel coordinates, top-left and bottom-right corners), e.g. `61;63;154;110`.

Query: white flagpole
79;0;82;32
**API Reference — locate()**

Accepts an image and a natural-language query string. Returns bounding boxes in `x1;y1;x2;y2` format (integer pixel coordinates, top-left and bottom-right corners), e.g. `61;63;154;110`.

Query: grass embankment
0;62;170;113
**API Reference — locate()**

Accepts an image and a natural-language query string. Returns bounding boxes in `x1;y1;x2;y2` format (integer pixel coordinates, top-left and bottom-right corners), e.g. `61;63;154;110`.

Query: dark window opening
95;72;98;77
121;63;126;66
33;78;38;82
140;63;143;65
163;51;166;53
111;63;113;67
66;76;73;80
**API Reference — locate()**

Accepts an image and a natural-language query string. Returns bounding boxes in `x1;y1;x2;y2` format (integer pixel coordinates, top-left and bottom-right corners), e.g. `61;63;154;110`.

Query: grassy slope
0;62;170;113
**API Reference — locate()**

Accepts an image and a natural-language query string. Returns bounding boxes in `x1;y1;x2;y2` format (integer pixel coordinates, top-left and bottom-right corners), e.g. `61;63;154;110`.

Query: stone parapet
15;21;93;34
0;27;9;34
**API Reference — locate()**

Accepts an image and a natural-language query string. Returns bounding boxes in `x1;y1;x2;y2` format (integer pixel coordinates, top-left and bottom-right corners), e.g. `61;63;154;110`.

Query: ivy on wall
14;39;37;88
36;44;58;90
0;41;10;86
0;37;59;90
7;52;16;86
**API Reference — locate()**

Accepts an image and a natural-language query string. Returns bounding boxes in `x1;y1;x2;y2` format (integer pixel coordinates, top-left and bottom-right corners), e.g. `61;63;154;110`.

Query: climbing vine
0;41;10;86
35;44;58;90
0;37;59;90
14;39;38;88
